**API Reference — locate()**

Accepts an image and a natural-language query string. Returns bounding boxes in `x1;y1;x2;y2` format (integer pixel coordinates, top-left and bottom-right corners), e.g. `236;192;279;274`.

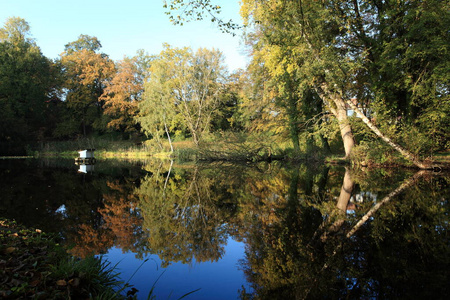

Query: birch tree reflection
239;168;449;299
136;161;233;266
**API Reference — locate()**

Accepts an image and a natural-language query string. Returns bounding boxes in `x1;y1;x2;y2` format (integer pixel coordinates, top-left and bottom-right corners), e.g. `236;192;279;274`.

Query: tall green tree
240;0;361;158
0;17;57;144
210;70;246;132
365;0;450;151
138;47;180;151
244;33;328;154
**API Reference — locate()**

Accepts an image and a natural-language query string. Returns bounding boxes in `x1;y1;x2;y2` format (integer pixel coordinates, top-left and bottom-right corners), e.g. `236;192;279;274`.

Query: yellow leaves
141;44;226;145
55;278;80;287
100;58;141;124
241;0;267;24
61;49;115;87
239;0;251;25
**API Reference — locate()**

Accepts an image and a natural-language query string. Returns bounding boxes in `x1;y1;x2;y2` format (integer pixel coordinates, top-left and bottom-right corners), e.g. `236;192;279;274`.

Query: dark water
0;158;449;299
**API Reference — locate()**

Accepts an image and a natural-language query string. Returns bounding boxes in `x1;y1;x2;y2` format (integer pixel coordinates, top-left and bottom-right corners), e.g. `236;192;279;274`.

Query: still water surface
0;158;448;299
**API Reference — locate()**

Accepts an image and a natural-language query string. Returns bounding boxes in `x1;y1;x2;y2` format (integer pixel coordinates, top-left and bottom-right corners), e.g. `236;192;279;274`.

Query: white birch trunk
345;100;430;169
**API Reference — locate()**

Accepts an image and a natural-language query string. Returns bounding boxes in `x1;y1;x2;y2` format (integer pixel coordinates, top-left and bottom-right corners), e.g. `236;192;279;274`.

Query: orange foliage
61;49;115;88
100;58;142;131
69;180;143;258
69;223;114;258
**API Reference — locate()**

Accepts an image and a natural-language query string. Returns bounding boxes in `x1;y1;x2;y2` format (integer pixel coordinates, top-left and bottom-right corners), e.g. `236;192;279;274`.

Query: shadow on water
0;158;448;299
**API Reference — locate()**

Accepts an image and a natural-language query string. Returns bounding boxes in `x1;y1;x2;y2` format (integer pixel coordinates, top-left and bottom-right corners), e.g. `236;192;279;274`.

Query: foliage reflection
0;159;448;298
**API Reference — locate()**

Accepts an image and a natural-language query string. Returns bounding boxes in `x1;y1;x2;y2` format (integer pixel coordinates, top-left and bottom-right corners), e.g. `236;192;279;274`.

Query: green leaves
0;17;35;45
242;0;449;158
163;0;242;35
0;17;55;143
138;45;227;147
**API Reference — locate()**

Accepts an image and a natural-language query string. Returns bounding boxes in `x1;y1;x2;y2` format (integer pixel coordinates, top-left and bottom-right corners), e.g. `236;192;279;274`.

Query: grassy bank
33;134;450;168
35;133;312;162
0;218;135;299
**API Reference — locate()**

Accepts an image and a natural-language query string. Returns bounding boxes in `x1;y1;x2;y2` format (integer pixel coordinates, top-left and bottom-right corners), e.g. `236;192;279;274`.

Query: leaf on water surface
126;287;138;296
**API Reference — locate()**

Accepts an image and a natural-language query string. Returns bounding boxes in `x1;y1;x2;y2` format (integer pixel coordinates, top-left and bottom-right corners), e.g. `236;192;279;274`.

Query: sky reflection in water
105;237;249;300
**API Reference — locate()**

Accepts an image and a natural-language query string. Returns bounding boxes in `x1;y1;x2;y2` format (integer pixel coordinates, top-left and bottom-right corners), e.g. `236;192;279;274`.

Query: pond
0;158;448;299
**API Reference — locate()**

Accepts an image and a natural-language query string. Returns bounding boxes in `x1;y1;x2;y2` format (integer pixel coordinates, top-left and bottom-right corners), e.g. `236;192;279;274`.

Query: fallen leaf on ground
30;279;41;287
4;247;16;254
68;278;80;287
56;280;67;286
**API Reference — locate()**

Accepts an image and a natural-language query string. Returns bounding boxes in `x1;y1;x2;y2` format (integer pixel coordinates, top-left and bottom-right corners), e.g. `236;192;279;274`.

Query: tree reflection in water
239;167;449;299
0;159;448;298
134;161;449;299
137;160;231;266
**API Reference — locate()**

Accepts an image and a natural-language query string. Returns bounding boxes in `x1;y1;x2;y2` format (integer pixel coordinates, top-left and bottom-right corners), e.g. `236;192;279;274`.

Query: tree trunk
321;168;354;241
82;119;86;137
335;102;355;159
192;130;199;147
285;88;301;154
345;100;430;169
163;117;174;153
310;167;354;244
288;114;301;154
316;83;355;159
163;159;174;193
320;134;331;153
336;168;354;213
346;170;425;238
317;81;430;168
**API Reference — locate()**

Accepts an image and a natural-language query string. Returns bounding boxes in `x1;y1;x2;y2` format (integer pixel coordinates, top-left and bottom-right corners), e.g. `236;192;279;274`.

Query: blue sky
0;0;247;71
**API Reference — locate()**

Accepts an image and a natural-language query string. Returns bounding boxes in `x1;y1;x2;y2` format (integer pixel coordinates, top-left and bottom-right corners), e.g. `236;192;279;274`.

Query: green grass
34;132;339;163
36;133;288;162
37;138;151;159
